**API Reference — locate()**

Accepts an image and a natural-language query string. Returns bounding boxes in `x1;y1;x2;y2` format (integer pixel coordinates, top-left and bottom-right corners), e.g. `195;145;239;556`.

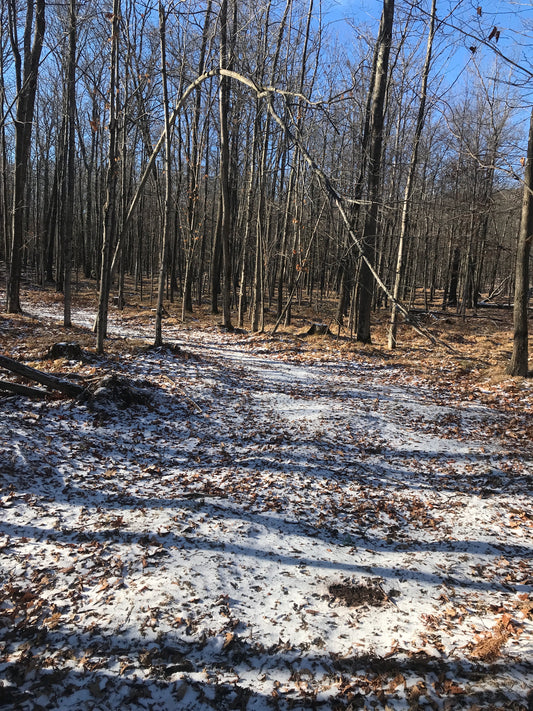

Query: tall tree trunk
183;0;212;316
335;41;379;329
507;106;533;377
210;196;222;314
218;0;233;330
63;0;77;328
154;1;172;347
276;0;316;327
388;0;436;348
96;0;120;354
238;114;260;327
356;0;394;343
249;0;290;330
0;13;10;270
6;0;46;313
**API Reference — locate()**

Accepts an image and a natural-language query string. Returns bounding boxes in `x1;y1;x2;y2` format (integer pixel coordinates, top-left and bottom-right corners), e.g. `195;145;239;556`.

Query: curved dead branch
112;67;457;352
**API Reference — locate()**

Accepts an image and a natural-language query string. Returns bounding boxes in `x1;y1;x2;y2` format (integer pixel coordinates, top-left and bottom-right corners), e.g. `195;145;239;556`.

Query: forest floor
0;285;532;710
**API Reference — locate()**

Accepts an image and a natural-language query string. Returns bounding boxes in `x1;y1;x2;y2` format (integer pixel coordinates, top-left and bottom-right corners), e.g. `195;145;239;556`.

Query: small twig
377;582;399;608
162;374;202;413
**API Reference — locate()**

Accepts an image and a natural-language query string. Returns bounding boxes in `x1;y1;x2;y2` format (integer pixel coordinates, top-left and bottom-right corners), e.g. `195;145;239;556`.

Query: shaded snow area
1;310;532;710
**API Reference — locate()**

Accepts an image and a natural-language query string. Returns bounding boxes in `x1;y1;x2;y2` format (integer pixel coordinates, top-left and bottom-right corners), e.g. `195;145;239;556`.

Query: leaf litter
0;301;532;710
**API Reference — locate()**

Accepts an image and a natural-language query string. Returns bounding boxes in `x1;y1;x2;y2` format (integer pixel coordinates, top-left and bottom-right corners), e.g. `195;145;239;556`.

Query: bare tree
6;0;46;313
96;0;120;354
0;1;11;268
182;0;213;317
388;0;436;348
62;0;77;327
218;0;233;330
356;0;394;343
154;0;173;347
507;106;532;377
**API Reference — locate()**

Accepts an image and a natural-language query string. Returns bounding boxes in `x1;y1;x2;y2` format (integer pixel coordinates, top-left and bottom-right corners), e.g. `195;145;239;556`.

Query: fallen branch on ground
0;379;50;398
0;354;85;398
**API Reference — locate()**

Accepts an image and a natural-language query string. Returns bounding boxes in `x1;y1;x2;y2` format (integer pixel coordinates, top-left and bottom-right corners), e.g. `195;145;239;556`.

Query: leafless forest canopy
1;0;532;363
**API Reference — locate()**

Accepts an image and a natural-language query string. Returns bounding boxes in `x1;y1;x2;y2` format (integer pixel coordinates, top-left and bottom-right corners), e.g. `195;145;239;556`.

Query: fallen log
0;380;50;398
0;354;85;398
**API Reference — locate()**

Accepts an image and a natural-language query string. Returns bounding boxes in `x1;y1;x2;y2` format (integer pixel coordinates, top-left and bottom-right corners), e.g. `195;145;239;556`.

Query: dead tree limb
0;380;50;398
0;354;85;398
112;67;457;353
257;85;457;353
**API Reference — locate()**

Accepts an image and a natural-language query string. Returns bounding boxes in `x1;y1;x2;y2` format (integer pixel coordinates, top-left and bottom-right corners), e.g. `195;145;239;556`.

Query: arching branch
112;67;456;352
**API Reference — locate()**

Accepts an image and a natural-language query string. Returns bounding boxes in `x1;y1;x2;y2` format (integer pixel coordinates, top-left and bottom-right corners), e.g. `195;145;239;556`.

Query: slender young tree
154;0;172;347
96;0;120;354
250;0;292;331
388;0;436;348
279;0;317;328
62;0;77;327
0;1;10;268
218;0;233;330
507;106;532;377
182;0;213;318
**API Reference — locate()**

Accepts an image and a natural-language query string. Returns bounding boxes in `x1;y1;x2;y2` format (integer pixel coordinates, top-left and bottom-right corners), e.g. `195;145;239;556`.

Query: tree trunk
154;1;172;347
0;354;84;398
356;0;394;343
388;0;435;348
218;0;233;330
183;0;212;316
0;19;10;271
506;106;533;377
6;0;46;313
63;0;77;328
238;113;261;327
96;0;120;354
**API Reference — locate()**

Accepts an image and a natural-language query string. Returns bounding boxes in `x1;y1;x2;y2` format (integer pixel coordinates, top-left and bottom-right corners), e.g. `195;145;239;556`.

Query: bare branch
112;66;457;352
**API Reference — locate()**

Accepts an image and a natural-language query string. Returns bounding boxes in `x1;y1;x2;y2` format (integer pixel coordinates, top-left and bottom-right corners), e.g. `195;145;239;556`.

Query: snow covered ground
1;303;532;710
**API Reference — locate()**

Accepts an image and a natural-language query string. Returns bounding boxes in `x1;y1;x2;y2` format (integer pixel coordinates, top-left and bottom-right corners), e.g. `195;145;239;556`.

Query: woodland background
1;0;532;369
1;4;533;706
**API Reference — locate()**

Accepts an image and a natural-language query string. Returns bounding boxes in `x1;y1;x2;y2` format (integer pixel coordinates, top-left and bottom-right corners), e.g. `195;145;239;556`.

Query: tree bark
6;0;46;313
0;14;10;271
0;380;53;399
388;0;436;348
218;0;233;330
356;0;394;343
506;106;533;377
154;1;172;347
63;0;77;328
0;354;84;398
96;0;120;354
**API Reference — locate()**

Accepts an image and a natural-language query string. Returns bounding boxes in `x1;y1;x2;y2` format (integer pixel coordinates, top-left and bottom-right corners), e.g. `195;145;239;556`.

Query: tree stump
89;374;152;408
304;323;332;336
44;342;92;362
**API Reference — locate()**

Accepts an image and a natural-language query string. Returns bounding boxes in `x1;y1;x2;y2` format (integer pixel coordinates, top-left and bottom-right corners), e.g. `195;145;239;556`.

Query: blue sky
319;0;531;165
325;0;532;130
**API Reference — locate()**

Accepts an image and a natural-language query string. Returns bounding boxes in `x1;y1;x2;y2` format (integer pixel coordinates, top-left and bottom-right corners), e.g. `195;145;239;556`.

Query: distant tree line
1;0;531;372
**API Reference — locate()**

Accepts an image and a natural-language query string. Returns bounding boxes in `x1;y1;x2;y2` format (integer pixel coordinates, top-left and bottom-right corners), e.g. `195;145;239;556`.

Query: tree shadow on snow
1;352;532;710
1;618;531;710
0;513;530;596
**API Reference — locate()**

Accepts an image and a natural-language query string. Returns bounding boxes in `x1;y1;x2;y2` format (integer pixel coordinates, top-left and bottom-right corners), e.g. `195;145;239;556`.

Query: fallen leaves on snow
0;305;532;709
